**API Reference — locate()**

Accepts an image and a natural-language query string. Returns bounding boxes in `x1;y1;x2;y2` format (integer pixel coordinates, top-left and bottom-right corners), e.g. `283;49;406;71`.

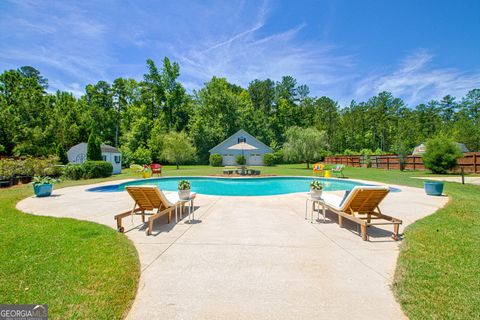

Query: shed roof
69;142;121;154
101;144;121;153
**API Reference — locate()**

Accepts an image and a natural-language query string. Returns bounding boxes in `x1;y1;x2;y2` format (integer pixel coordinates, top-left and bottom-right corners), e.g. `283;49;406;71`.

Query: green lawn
1;164;478;319
0;174;140;320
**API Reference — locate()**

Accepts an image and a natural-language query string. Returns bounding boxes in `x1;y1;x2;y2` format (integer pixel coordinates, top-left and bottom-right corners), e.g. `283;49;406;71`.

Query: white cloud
354;49;480;105
171;10;355;98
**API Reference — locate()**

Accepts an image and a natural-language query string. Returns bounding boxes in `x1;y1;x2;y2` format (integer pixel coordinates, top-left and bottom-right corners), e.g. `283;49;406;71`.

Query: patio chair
322;186;402;241
312;163;324;175
332;164;345;178
114;186;182;235
150;163;162;176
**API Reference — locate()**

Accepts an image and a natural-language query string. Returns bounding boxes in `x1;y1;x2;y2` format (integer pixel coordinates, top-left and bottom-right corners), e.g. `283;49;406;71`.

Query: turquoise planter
34;183;53;197
424;181;444;196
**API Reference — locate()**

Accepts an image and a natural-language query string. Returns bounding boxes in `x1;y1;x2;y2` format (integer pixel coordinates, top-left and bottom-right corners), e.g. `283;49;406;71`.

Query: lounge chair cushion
323;185;390;211
321;193;343;211
339;190;351;207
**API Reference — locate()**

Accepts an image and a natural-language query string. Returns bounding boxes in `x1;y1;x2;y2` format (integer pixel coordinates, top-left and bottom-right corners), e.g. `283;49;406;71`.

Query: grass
0;174;140;320
1;164;478;319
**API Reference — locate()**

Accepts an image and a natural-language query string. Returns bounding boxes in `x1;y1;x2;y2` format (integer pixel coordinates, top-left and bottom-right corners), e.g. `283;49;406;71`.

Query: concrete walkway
414;176;480;185
17;179;448;320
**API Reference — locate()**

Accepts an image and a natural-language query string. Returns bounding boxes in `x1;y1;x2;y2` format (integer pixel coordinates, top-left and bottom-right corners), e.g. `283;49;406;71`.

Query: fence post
474;153;478;174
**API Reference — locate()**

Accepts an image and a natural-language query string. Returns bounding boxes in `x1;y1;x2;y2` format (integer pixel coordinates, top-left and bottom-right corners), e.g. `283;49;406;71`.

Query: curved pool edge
85;175;401;196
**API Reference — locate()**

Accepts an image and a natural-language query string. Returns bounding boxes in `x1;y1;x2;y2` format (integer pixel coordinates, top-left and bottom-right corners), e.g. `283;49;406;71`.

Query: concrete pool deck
17;178;448;319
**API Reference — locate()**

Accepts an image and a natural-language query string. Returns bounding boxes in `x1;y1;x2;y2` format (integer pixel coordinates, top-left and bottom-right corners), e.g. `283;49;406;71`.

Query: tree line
1;59;479;165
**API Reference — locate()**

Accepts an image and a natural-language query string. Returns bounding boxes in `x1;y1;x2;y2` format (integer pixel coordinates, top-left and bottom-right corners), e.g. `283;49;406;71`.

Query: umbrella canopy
228;142;258;151
412;142;469;155
412;143;427;155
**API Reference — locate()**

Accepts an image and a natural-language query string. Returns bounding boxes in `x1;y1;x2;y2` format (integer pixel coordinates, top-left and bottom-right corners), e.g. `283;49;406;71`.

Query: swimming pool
87;176;370;196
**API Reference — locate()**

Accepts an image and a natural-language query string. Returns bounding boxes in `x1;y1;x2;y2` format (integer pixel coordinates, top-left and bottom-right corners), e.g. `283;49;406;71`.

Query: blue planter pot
34;183;53;197
424;181;444;196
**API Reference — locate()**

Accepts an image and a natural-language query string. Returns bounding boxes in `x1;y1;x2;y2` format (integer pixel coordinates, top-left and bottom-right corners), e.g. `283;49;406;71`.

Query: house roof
69;142;121;154
209;129;272;153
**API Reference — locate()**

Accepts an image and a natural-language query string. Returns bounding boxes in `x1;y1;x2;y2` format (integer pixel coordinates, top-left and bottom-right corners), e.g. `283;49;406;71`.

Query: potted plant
424;181;444;196
310;180;323;199
33;176;59;197
178;179;191;200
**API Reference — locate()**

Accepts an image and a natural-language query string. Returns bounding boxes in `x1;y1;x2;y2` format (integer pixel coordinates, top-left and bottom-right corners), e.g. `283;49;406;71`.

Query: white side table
305;195;326;223
178;193;196;223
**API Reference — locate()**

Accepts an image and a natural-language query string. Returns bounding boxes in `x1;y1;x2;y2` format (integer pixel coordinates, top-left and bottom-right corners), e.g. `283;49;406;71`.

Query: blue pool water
87;177;370;196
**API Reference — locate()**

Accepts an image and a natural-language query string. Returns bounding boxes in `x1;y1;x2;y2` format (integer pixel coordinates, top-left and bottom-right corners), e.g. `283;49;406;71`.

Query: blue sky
1;0;479;106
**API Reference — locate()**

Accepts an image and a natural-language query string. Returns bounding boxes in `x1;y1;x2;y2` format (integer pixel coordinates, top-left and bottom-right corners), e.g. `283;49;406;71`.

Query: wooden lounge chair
322;186;402;241
114;186;181;235
332;164;345;178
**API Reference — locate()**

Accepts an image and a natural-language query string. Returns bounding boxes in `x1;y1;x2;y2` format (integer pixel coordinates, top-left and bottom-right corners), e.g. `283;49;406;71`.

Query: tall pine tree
86;133;102;161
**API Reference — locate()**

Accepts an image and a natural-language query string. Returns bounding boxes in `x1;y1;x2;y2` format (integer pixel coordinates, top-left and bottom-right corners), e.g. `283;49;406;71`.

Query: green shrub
0;156;60;178
236;154;246;165
209;153;223;167
119;146;133;166
56;144;69;164
43;165;64;177
63;164;85;180
82;161;113;179
422;137;463;174
343;149;358;155
263;153;275;166
0;159;15;178
273;149;285;164
132;146;152;165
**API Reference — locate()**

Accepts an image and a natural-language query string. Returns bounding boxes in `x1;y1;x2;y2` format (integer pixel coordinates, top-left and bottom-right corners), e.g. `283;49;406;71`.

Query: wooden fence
325;152;480;173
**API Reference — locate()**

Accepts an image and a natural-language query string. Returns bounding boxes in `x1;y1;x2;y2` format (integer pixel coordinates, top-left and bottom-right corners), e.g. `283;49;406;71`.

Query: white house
209;129;273;166
67;143;122;174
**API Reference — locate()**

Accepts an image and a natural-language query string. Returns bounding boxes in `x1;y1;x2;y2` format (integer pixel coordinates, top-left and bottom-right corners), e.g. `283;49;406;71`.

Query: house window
114;155;121;164
102;155;107;161
238;137;246;143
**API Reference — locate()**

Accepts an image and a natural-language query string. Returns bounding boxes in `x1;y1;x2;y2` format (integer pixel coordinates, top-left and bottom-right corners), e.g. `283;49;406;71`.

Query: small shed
209;129;272;166
67;143;122;174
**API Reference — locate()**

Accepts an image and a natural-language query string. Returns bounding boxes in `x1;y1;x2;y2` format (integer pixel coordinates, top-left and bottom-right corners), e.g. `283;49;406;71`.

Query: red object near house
150;163;162;176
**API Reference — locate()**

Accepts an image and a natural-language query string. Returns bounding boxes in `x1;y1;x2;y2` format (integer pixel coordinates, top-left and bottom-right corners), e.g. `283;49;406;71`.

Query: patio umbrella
412;143;427;155
413;142;469;155
228;142;258;157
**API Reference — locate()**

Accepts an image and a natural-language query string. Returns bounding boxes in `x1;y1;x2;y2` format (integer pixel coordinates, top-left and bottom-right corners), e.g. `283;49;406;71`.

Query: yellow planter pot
324;170;331;178
142;171;152;178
